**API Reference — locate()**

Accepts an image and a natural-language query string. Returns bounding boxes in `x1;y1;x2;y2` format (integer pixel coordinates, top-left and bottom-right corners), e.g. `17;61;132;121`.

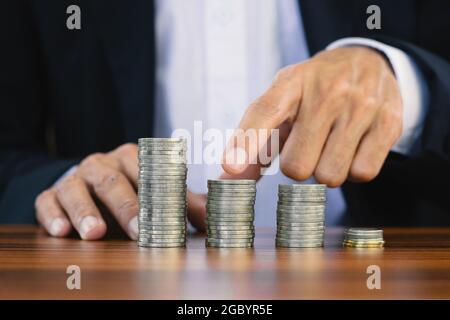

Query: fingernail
79;215;99;239
128;216;138;240
49;218;67;237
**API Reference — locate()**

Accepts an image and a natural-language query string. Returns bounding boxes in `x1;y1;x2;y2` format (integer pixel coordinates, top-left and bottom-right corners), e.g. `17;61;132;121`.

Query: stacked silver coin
137;138;187;247
206;180;256;248
343;228;385;248
276;184;327;248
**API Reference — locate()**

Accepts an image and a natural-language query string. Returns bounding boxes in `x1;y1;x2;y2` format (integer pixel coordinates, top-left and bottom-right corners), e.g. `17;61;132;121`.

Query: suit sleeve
0;1;78;223
375;37;450;160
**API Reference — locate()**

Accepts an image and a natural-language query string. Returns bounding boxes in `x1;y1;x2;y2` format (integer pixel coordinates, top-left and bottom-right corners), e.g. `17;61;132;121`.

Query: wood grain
1;225;450;299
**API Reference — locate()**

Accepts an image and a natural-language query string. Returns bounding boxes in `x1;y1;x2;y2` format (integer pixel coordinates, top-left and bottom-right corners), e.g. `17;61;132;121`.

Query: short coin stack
276;184;327;248
206;180;256;248
343;228;384;248
137;138;187;248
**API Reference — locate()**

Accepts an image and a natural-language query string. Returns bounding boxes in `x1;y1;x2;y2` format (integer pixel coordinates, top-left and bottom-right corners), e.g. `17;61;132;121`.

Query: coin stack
343;228;384;248
206;180;256;248
137;138;187;248
276;184;327;248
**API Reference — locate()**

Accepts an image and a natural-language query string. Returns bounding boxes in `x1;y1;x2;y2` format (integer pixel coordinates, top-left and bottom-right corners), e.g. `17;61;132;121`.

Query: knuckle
361;96;378;112
274;64;300;81
280;158;313;181
94;169;123;191
81;153;104;168
379;108;403;141
116;143;137;156
350;162;379;182
35;189;52;208
248;96;285;122
56;175;80;193
314;169;344;188
331;77;352;96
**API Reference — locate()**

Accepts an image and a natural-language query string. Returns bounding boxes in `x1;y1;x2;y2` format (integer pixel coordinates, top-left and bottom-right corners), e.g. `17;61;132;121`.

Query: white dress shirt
154;0;428;227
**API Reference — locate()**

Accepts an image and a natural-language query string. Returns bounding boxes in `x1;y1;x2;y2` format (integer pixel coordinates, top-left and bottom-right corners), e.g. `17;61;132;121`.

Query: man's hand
223;47;403;186
35;143;207;240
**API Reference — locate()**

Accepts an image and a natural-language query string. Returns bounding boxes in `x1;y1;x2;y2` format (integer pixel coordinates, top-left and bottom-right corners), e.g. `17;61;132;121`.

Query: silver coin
136;225;186;231
276;214;325;221
139;160;186;165
277;221;325;228
139;171;187;177
207;237;254;244
139;197;186;203
138;162;187;168
139;205;186;211
206;204;254;210
138;228;186;234
206;210;255;216
207;233;255;241
138;156;186;162
206;220;253;226
208;185;256;194
276;242;323;248
138;232;185;238
138;221;186;227
138;150;185;155
139;194;186;200
206;217;254;223
138;183;186;188
208;179;256;185
138;187;187;193
138;170;186;175
207;200;255;207
345;228;383;234
138;191;187;197
208;192;256;200
207;225;254;231
207;213;254;219
277;227;325;233
139;210;186;216
207;196;256;202
138;148;186;154
277;220;324;227
277;204;326;211
139;213;186;219
277;209;325;216
278;184;326;191
278;196;326;203
138;242;186;248
207;229;255;235
276;233;324;240
139;203;186;208
206;242;253;248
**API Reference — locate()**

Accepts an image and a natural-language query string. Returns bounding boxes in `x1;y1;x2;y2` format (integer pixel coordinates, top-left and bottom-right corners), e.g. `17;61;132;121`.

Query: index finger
222;66;302;175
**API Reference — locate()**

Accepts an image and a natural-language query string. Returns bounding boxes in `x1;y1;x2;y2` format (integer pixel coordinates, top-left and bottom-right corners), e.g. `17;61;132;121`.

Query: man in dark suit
1;0;449;240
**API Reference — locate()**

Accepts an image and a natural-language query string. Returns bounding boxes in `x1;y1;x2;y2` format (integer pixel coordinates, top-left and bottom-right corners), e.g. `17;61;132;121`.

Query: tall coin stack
343;228;384;248
206;180;256;248
137;138;187;248
276;184;327;248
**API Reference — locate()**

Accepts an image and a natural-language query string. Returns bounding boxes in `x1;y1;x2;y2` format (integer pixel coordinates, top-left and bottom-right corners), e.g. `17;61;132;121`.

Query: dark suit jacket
1;0;449;225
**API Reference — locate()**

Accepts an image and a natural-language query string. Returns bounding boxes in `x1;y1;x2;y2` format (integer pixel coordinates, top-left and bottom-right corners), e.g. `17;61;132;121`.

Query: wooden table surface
1;225;450;299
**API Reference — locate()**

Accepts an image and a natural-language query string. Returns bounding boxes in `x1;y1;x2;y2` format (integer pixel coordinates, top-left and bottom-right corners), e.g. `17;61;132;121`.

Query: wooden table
1;226;450;299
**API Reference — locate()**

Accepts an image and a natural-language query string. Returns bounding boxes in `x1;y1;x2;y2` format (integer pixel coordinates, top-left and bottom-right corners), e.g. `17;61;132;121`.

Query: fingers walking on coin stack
206;180;256;248
137;138;187;247
276;184;327;248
